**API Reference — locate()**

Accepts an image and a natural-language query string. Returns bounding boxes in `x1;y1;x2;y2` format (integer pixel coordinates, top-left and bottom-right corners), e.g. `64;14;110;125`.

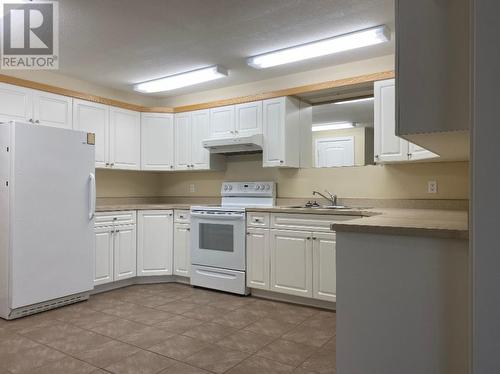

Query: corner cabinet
110;107;141;170
262;97;301;168
374;79;438;163
141;113;174;171
174;110;224;171
137;210;174;276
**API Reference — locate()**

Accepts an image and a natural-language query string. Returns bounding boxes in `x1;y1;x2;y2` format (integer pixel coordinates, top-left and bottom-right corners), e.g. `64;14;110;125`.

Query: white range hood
202;134;263;154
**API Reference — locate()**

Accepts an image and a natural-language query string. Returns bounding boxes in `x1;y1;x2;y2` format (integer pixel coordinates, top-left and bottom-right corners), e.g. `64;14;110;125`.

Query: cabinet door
113;224;137;281
73;99;109;168
173;223;191;276
141;113;175;171
270;229;313;297
235;101;262;137
109;107;140;170
137;210;174;276
94;226;114;286
0;82;32;122
374;79;409;163
263;98;286;167
246;228;270;290
33;91;73;129
191;109;210;170
174;113;192;170
209;105;235;139
408;142;439;161
312;232;336;302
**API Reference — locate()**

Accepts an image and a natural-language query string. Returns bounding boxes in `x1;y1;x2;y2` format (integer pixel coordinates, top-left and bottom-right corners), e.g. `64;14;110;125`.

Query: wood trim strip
0;74;152;112
172;70;395;113
0;70;394;114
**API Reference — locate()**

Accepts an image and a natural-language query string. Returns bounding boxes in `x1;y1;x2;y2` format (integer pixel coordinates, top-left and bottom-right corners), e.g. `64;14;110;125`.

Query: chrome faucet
312;190;338;206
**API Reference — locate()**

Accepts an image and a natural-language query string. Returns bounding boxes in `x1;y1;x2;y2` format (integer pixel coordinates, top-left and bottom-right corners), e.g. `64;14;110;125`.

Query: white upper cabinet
191;109;211;169
174;112;192;170
137;210;174;276
235;101;263;137
374;79;408;163
141;113;174;171
73;99;110;168
374;79;438;163
209;105;235;139
175;110;224;171
0;83;33;122
33;91;73;129
0;82;72;129
110;107;141;170
263;97;300;168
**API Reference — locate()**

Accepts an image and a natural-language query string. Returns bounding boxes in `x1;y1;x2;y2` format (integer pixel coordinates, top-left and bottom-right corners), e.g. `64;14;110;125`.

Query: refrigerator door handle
89;173;96;220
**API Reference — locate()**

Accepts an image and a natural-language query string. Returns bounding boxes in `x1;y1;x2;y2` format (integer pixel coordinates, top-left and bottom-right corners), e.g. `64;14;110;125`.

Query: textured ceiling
58;0;394;97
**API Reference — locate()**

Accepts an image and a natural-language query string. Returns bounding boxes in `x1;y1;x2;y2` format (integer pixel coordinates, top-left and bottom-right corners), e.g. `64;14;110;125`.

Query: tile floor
0;283;336;373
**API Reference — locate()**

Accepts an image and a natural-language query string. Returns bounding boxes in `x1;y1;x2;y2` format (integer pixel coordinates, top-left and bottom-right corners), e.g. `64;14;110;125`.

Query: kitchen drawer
270;213;357;232
95;210;137;227
174;210;190;223
247;212;270;228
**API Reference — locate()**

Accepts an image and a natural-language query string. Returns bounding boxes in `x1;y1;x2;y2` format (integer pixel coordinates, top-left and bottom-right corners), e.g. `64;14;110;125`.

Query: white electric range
190;181;275;295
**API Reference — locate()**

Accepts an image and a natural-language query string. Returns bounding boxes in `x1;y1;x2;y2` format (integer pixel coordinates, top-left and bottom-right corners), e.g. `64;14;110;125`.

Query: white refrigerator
0;121;96;319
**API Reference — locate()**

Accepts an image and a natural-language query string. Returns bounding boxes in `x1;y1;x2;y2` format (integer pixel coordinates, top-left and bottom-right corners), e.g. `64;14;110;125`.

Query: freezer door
10;123;95;309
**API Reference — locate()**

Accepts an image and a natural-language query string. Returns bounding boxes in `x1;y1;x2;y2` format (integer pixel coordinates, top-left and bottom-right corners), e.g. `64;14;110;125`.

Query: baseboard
91;275;190;295
91;277;335;311
250;288;336;311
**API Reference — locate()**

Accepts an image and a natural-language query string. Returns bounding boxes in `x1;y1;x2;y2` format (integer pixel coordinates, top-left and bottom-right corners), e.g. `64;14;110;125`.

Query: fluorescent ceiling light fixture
312;122;355;132
247;25;390;69
134;65;228;93
334;97;374;105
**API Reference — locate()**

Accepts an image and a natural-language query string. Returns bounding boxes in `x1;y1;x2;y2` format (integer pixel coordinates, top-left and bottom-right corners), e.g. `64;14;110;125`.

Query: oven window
199;223;234;252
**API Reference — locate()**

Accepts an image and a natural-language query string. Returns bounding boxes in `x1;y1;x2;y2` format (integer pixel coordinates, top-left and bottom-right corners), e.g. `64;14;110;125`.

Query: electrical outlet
189;184;196;193
427;180;438;194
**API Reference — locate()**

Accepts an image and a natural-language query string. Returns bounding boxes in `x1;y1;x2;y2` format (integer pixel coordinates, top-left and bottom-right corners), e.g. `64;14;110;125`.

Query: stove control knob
260;184;265;190
265;184;271;190
256;185;261;190
224;185;228;191
228;185;233;191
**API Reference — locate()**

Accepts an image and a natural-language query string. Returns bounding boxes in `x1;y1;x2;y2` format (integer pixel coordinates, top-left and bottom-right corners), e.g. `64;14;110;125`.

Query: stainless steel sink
286;205;352;209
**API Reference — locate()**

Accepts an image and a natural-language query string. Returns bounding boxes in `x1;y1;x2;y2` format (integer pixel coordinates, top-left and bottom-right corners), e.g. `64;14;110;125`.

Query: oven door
190;211;246;271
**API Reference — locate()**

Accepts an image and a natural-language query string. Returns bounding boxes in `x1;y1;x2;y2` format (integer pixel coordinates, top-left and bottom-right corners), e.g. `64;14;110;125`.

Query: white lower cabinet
137;210;174;276
246;228;270;290
312;232;336;302
94;226;114;286
173;222;191;276
270;230;313;297
114;224;137;281
246;213;338;303
94;211;137;286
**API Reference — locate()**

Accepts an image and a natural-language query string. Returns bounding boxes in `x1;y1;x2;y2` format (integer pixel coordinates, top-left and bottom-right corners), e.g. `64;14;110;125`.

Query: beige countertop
96;203;192;212
97;203;469;240
247;206;469;240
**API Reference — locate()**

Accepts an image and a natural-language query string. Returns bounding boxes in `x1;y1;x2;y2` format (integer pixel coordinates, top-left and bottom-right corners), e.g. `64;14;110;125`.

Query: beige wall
156;155;468;200
96;169;162;198
160;55;395;107
2;70;159;107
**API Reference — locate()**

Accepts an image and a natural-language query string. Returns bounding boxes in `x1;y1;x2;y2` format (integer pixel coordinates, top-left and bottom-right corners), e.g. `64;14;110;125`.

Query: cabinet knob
105;163;110;166
191;164;194;167
375;155;379;159
110;163;115;167
279;160;284;164
34;120;40;124
170;165;174;169
306;237;311;240
28;118;34;123
313;237;317;240
187;228;191;231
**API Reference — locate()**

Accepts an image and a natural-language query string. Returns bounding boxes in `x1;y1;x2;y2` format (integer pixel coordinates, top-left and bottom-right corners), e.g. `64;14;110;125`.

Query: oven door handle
190;212;244;220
